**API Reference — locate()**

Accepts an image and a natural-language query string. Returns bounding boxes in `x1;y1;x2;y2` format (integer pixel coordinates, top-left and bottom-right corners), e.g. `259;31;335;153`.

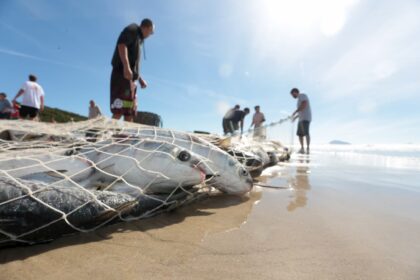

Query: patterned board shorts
110;69;136;116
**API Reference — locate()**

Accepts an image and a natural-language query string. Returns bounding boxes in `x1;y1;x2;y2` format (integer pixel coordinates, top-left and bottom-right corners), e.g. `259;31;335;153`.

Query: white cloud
320;0;359;37
216;101;230;116
372;61;397;80
320;10;346;37
0;22;44;50
148;75;247;104
357;99;377;114
245;0;360;66
0;48;61;65
218;63;233;78
191;40;215;58
17;0;57;20
0;48;94;72
320;2;420;101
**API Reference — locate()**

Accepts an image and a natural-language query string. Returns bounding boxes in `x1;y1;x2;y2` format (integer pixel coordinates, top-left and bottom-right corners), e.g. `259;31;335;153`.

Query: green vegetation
37;106;162;127
39;106;87;123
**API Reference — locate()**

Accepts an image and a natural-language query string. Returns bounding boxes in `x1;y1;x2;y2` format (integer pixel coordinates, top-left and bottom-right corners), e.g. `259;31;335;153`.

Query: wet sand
1;150;420;279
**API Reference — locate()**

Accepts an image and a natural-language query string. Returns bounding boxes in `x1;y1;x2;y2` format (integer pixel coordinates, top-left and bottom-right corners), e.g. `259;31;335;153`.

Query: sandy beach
1;146;420;280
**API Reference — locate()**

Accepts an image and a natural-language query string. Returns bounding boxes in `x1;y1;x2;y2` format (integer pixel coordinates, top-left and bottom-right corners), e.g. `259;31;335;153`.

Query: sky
0;0;419;144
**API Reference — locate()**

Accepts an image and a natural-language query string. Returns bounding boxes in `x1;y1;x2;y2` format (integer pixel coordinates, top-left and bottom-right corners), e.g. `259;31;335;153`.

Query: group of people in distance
0;73;102;122
222;105;266;140
222;88;311;154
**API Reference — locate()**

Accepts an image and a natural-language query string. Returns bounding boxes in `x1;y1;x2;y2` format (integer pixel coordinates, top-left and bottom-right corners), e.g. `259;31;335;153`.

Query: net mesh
0;118;223;246
0;117;291;246
195;116;293;174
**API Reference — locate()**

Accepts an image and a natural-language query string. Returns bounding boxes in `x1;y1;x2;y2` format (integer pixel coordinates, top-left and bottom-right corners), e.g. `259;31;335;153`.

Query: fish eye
177;150;191;162
239;168;249;177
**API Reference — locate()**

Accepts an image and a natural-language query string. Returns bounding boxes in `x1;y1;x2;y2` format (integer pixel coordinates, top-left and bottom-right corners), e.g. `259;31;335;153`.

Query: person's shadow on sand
287;159;311;212
0;194;255;264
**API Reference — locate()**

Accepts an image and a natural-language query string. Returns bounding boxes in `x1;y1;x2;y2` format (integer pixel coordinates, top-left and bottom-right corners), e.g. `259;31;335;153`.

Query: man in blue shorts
291;88;312;154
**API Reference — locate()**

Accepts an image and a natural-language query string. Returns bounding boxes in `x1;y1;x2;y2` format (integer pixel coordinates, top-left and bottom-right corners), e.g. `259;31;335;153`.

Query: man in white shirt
88;100;102;119
291;88;312;154
13;74;45;120
250;105;266;140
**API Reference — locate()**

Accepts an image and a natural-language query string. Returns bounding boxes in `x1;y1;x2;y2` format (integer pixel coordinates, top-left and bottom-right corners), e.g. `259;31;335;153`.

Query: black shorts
222;118;234;134
110;69;136;117
222;118;240;134
20;105;39;119
0;112;11;119
297;121;310;137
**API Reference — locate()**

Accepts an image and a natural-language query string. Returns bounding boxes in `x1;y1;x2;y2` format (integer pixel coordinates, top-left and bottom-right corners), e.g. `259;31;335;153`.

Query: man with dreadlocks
110;18;155;122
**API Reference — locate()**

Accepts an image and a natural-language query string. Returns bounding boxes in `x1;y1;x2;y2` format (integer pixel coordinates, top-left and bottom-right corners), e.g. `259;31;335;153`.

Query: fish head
128;140;215;188
168;147;215;184
208;154;253;195
265;151;279;167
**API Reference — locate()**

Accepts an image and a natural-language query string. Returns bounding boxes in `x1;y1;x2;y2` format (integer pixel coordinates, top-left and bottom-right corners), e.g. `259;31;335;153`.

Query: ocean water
277;144;420;196
250;143;420;227
310;144;420;171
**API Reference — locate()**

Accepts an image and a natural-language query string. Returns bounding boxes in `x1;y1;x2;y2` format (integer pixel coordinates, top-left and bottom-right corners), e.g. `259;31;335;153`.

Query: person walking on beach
250;105;266;140
290;88;312;154
0;93;13;119
222;104;240;135
12;74;45;121
88;100;102;119
110;18;155;122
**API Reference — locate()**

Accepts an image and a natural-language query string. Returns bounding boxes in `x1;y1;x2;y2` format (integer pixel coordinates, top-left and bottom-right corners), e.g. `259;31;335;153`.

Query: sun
250;0;359;37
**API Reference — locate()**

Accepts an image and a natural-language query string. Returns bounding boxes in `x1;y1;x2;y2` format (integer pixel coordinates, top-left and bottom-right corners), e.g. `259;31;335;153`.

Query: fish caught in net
0;117;291;247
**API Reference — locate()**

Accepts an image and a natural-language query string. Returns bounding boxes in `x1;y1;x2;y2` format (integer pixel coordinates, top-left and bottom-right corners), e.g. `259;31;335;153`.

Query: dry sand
1;151;420;280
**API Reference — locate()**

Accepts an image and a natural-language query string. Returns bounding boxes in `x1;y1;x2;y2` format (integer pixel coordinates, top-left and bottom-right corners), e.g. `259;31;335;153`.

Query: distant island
329;140;351;145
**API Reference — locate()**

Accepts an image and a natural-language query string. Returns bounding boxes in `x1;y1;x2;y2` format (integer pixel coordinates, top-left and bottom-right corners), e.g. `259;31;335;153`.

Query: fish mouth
198;168;215;183
192;162;214;183
246;178;254;191
211;176;254;195
229;178;254;195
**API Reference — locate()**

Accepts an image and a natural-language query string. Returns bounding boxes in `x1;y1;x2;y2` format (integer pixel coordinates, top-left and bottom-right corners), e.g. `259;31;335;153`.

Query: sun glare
251;0;359;37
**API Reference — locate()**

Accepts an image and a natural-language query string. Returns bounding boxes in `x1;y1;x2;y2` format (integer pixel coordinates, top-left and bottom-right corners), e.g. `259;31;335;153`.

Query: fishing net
0;117;230;246
196;116;293;175
0;116;291;246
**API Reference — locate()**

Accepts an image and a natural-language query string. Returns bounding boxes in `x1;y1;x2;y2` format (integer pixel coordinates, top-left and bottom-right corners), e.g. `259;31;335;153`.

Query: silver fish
0;175;198;247
0;154;94;184
75;138;214;195
0;176;136;246
111;129;253;195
